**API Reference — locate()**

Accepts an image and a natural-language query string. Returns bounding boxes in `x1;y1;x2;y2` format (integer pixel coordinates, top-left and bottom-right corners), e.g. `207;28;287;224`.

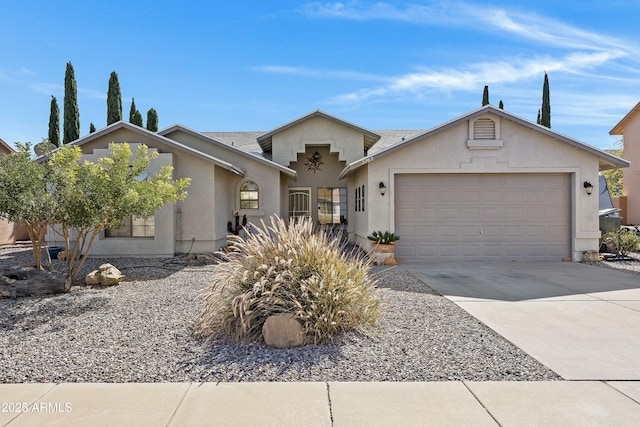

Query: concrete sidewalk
1;381;640;426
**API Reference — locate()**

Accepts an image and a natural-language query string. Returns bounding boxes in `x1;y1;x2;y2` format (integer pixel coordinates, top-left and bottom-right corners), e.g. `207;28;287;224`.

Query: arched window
240;181;259;209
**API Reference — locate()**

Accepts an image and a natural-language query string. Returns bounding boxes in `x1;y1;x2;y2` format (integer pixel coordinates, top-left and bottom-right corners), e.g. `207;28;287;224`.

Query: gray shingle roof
202;129;425;157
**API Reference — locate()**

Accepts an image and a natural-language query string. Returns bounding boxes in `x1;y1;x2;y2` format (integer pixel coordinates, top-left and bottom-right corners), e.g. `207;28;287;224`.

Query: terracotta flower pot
372;243;395;254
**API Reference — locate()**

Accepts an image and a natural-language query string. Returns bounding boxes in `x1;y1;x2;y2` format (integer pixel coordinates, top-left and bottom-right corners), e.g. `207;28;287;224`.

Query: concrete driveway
402;262;640;380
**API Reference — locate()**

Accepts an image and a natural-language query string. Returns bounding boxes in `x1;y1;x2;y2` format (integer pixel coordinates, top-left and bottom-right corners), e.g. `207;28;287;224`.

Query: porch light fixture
583;181;593;196
379;181;386;196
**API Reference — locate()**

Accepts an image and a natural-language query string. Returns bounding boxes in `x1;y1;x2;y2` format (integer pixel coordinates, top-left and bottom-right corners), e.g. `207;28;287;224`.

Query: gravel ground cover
0;245;564;383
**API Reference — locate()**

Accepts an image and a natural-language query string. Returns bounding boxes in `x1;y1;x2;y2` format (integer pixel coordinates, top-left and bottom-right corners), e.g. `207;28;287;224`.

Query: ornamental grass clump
194;215;381;344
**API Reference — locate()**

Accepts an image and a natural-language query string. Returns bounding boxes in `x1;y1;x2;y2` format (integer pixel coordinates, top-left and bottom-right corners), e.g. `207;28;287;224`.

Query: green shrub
194;215;381;344
603;229;640;258
367;231;400;244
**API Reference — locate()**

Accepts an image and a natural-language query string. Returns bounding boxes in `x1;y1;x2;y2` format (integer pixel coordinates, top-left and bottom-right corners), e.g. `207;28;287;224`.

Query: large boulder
0;266;67;298
262;314;305;348
85;263;125;286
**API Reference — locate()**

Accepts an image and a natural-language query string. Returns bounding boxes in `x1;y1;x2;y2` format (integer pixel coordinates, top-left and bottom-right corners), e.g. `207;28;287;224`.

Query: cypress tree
129;98;137;123
89;123;96;133
482;85;489;106
48;95;60;147
541;72;551;128
499;100;504;109
133;110;143;127
146;108;158;132
537;109;541;125
107;71;122;125
63;61;80;144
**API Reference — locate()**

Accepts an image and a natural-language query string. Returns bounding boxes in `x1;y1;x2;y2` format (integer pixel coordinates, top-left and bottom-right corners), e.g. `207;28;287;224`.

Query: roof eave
610;102;640;135
36;121;247;177
160;124;296;178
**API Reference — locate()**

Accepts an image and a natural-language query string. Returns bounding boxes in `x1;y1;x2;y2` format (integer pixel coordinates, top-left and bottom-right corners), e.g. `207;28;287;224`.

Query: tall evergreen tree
146;108;158;132
129;98;137;123
537;109;541;125
133;110;143;127
63;61;80;144
107;71;122;125
89;123;96;133
48;95;60;147
540;72;551;128
482;85;489;106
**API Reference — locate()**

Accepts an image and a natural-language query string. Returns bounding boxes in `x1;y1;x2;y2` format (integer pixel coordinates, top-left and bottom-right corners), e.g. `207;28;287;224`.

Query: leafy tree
482;85;489;106
0;143;54;269
89;123;96;133
63;61;80;144
106;71;122;125
48;96;60;147
146;108;158;132
540;72;551;128
603;139;624;197
48;143;190;289
129;97;138;123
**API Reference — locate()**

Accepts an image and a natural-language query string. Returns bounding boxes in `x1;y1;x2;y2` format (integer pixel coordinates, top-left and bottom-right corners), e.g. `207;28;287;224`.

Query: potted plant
367;231;399;254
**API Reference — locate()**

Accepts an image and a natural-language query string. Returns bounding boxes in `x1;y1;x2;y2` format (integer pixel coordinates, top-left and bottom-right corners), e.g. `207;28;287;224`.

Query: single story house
45;104;628;262
610;102;640;224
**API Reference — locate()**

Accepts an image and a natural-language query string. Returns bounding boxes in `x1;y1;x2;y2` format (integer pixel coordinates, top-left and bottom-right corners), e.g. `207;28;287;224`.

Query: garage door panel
395;174;570;261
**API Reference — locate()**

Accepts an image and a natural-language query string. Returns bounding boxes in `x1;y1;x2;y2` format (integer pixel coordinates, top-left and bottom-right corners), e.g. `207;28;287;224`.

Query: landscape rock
98;263;125;285
86;263;125;286
0;266;66;298
84;270;100;285
262;314;305;348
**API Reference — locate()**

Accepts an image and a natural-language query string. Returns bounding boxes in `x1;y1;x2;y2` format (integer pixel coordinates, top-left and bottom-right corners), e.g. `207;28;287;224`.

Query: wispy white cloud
302;1;632;53
298;1;638;105
328;51;625;104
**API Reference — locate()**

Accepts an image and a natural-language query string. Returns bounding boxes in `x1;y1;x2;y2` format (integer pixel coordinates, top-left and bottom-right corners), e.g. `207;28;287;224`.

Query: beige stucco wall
622;113;640;224
359;113;601;260
165;128;285;245
272;116;366;166
350;163;370;248
0;218;16;246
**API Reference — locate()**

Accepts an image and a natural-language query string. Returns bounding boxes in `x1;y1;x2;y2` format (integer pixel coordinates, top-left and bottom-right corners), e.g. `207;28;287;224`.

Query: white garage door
395;174;571;261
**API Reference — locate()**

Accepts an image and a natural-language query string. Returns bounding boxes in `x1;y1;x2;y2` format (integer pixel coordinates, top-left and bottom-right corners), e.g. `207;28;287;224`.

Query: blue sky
1;1;639;150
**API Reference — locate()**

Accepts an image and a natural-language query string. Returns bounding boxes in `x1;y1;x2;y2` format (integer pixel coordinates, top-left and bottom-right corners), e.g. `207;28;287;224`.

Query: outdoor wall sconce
379;181;386;196
583;181;593;196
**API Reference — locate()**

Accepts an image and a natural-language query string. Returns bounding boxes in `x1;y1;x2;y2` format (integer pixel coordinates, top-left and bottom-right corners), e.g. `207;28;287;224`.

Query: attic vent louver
474;118;495;139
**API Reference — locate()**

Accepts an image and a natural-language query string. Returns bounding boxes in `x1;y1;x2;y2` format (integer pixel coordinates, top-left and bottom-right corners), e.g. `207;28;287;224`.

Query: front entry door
288;187;311;220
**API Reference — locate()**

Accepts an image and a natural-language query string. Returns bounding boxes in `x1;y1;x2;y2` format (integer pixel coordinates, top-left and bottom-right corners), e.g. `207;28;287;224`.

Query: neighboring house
0;137;15;245
0;138;31;245
46;105;627;262
610;102;640;225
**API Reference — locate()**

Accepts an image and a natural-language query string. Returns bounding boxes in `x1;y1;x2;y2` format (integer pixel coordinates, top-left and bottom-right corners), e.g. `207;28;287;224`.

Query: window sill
234;210;265;216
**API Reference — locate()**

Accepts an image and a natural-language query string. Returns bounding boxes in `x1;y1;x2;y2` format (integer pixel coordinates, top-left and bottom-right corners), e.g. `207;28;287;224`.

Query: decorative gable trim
467;115;503;150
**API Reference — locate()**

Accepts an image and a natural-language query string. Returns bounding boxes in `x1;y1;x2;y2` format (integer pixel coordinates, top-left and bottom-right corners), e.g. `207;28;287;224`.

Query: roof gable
339;105;629;179
0;137;13;153
610;101;640;135
38;121;245;176
256;110;380;152
159;125;296;178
